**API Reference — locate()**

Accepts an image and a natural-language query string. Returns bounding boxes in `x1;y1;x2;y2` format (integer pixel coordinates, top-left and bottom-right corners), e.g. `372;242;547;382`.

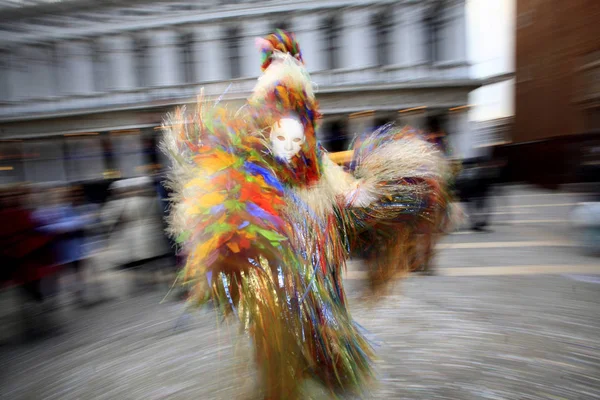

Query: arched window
323;16;341;70
372;10;392;66
133;35;150;87
425;1;444;64
271;19;290;33
226;27;242;78
179;31;195;84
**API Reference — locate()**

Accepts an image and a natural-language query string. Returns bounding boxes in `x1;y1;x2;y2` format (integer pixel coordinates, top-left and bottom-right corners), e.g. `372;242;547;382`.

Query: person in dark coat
0;187;59;299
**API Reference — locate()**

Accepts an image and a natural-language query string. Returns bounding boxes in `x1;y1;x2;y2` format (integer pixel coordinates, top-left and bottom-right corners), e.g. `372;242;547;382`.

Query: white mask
270;116;305;162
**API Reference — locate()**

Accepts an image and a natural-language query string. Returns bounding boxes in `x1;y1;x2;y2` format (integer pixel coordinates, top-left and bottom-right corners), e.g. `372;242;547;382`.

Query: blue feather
238;221;250;229
243;161;284;192
246;202;283;228
210;204;225;215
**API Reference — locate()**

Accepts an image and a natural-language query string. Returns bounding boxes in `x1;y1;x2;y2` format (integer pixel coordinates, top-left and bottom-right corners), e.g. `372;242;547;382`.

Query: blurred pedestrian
456;157;497;232
32;185;90;305
101;177;171;294
0;185;61;338
70;185;106;304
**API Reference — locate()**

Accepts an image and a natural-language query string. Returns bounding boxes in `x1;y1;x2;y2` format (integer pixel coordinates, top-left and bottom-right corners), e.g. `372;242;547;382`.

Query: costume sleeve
320;153;381;208
344;125;453;295
321;154;356;196
161;99;303;311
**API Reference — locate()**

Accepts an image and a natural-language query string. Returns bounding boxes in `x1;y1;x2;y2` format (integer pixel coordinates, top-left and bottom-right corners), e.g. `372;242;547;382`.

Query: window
324;16;341;70
179;31;195;83
372;11;392;66
271;20;290;33
321;120;348;152
134;35;150;87
226;27;242;78
425;3;443;64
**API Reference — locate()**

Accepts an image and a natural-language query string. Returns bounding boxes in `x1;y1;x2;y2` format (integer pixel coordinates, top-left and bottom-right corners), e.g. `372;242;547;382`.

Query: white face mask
270;117;305;162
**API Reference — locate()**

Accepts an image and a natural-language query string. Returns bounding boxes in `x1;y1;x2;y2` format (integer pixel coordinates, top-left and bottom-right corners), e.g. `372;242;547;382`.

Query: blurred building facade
0;0;478;184
509;0;600;185
515;0;600;141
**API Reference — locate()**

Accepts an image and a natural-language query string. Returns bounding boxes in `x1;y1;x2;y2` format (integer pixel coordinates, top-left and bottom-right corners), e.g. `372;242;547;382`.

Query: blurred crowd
2;137;599;340
0;177;179;338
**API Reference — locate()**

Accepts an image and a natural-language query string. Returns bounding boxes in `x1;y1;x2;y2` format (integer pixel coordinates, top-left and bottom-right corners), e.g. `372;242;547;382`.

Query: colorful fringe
345;124;453;294
162;98;374;399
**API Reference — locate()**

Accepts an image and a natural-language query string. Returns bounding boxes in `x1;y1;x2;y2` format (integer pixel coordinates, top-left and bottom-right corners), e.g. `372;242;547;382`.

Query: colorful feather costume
162;30;451;398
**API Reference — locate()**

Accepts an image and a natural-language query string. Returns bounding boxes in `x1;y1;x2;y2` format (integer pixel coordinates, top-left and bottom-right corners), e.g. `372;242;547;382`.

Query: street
1;185;599;399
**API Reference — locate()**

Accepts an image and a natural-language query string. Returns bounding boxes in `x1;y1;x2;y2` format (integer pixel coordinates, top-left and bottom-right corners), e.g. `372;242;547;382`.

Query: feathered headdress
257;29;304;72
250;30;323;188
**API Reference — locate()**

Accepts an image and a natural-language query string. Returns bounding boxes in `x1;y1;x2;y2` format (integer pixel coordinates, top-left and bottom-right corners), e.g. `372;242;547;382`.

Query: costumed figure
162;30;452;398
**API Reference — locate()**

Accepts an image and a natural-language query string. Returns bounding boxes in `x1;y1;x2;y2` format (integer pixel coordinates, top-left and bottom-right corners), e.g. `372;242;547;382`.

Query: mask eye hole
277;136;285;141
292;138;302;143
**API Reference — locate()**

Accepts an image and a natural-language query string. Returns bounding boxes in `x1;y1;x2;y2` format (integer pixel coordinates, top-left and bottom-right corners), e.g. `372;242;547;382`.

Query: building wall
514;0;600;144
0;0;477;184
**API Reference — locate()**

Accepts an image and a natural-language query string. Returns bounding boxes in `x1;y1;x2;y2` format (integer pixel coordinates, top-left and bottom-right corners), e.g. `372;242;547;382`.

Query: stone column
241;20;271;78
63;40;94;95
28;45;54;98
391;4;410;66
19;46;36;99
341;8;374;69
198;25;224;82
291;14;322;72
448;108;474;159
148;29;181;87
7;46;40;101
19;45;54;99
102;35;136;91
6;48;31;100
0;49;9;102
90;39;108;92
55;42;71;95
453;1;468;63
437;7;452;62
407;4;427;66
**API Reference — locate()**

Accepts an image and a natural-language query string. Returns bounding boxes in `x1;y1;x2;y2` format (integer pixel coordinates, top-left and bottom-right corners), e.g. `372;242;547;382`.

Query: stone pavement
1;274;600;400
1;185;600;399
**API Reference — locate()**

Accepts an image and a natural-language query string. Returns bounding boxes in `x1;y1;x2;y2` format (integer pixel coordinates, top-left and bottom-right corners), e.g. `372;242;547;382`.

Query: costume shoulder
161;97;300;308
